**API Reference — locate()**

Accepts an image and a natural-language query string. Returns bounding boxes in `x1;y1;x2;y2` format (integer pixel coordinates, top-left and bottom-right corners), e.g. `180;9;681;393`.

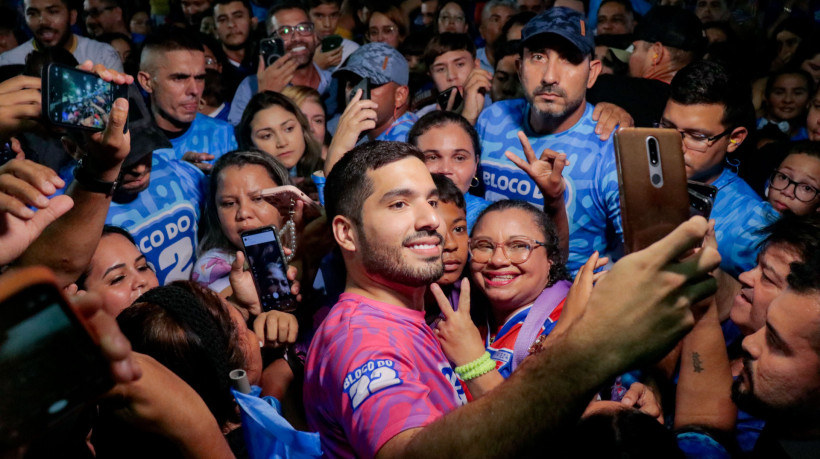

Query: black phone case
260;37;285;67
42;63;127;132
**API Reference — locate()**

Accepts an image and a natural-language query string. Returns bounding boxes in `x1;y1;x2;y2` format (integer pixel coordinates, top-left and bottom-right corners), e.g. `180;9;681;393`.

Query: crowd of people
1;0;820;457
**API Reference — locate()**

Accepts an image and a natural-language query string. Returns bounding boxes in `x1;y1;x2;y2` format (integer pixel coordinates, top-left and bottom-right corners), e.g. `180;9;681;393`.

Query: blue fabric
476;99;623;274
710;168;780;277
676;431;731;459
476;47;494;74
106;151;205;285
162;113;238;164
464;192;491;233
233;386;323;459
375;111;418;142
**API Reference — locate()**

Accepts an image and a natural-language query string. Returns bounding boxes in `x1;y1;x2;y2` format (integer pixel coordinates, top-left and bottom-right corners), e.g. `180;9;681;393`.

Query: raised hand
324;88;378;176
431;280;484;367
182;151;215;173
0;75;42;142
592;102;634;141
505;131;570;210
253;309;299;349
460;60;492;125
258;53;298;93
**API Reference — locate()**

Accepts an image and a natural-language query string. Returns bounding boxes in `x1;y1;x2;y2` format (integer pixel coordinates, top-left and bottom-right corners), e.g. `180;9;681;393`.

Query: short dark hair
325;141;425;225
432;173;466;209
213;0;252;13
140;26;204;71
472;199;570;286
787;257;820;293
268;0;309;27
492;38;521;68
759;213;820;264
306;0;342;9
423;32;476;69
669;59;755;131
501;11;536;40
407;110;481;164
599;0;634;15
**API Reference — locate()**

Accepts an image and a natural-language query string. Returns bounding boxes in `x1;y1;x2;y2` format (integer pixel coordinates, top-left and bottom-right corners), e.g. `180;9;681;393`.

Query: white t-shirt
0;35;123;72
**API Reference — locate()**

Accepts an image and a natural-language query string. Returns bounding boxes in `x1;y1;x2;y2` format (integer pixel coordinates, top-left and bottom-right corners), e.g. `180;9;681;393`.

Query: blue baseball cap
521;7;595;57
332;42;409;86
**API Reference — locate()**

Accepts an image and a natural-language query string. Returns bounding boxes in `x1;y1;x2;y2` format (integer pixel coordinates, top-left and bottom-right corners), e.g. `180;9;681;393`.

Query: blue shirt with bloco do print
476;99;623;274
710;167;780;278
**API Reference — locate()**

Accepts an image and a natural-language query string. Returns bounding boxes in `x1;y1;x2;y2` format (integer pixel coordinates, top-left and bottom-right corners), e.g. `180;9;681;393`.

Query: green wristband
454;351;491;378
460;357;497;381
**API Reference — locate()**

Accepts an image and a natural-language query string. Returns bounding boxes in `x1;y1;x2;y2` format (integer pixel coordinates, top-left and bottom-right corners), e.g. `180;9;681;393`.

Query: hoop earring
470;176;480;188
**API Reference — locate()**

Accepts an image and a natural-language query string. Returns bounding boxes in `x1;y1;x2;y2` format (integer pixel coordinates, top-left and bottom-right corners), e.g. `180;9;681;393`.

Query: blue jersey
376;111;418;142
106;150;207;285
476;99;623;273
163;113;238;164
711;168;780;277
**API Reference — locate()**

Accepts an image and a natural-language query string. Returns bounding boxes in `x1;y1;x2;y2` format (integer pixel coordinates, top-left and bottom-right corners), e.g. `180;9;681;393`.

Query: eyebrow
103;263;126;279
766;321;792;353
379;188;439;204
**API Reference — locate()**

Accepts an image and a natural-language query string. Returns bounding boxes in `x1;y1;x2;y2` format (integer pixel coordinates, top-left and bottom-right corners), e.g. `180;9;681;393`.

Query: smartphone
614;128;690;254
687;180;718;200
321;34;343;53
42;63;127;132
437;86;464;113
346;76;370;105
241;226;296;312
688;189;714;219
0;267;113;448
260;37;286;68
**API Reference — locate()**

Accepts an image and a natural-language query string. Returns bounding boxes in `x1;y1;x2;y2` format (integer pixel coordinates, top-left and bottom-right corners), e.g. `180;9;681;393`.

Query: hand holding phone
437;86;464;113
42;63;128;132
260;37;286;68
321;35;343;53
0;267;115;448
241;226;297;312
347;77;371;105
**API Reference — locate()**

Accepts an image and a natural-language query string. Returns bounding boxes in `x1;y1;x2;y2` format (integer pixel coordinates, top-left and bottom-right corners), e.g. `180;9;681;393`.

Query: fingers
457;279;471;315
98;98;130;158
71;292;142;383
232;250;245;273
640;217;711;268
430;283;456;318
0;75;41;94
10;138;24;160
516;131;538;164
504;150;531;174
27;194;74;234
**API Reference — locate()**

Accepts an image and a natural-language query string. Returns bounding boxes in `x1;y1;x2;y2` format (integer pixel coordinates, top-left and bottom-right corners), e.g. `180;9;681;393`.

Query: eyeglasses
274;22;314;39
85;6;116;18
469;237;546;264
770;170;820;202
366;25;398;39
655;120;732;152
438;14;466;25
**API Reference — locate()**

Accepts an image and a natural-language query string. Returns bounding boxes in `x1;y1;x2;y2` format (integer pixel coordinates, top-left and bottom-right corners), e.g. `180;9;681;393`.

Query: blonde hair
281;85;323;108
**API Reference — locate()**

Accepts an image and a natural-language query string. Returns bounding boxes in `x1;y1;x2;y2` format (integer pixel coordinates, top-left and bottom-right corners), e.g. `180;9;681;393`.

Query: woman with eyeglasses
366;5;408;49
430;200;596;398
766;141;820;215
436;1;470;34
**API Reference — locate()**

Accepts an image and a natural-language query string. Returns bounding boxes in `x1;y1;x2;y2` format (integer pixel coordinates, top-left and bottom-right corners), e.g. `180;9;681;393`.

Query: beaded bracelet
459;357;497;381
454;352;496;381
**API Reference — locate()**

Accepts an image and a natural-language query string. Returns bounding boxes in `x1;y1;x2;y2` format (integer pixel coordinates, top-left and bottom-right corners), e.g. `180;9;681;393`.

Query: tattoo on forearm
692;352;704;373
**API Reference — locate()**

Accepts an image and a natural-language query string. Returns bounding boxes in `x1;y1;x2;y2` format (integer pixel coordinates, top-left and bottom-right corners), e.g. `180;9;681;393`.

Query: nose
738;267;756;289
741;328;763;360
782;181;798;198
541;57;559;86
488;243;510;267
415;200;441;234
442;227;457;252
275;132;287;148
322;16;331;28
235;200;251;221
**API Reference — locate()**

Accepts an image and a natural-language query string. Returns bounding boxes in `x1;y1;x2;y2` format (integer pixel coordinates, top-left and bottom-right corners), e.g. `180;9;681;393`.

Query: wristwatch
73;158;118;196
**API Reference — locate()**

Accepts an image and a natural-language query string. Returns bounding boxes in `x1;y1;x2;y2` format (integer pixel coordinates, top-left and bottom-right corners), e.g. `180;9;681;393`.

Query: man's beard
528;83;584;129
357;227;444;287
731;358;774;419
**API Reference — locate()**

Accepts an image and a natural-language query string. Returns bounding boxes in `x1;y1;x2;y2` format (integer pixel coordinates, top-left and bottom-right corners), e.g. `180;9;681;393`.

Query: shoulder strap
511;280;571;372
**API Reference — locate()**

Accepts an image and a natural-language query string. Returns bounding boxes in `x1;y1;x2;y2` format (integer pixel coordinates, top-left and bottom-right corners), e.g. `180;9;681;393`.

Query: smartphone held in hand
241;226;296;312
42;63;127;132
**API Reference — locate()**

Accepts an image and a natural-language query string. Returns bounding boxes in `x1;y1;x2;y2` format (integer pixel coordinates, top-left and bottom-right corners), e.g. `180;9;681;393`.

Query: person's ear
727;126;748;153
651;42;664;65
587;58;602;88
69;9;78;26
332;215;358;252
395;84;410;109
137;70;153;93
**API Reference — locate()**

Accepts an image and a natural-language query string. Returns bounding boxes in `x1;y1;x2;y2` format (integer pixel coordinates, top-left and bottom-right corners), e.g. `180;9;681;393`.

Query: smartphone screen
0;282;112;448
260;37;285;68
44;63;124;131
241;227;296;312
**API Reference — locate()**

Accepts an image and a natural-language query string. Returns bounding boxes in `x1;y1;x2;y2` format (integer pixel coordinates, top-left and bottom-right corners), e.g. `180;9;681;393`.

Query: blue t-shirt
163;113;238;164
106;151;207;285
476;99;623;274
711;168;780;277
375;111;418;142
464;192;491;233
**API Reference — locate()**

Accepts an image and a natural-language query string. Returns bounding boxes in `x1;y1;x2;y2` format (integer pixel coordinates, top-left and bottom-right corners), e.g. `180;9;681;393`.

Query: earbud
729;139;738;144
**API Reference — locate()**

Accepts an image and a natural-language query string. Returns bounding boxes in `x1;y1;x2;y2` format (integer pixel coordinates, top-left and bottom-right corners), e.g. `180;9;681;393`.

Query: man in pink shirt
305;139;722;457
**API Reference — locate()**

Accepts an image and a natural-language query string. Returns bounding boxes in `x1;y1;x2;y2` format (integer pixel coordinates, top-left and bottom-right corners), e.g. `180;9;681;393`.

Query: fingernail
35;195;49;207
622;397;633;405
114;98;127;110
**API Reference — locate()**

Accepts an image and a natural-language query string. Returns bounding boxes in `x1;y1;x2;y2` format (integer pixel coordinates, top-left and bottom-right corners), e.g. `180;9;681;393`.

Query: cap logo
580;19;586;36
382;56;389;70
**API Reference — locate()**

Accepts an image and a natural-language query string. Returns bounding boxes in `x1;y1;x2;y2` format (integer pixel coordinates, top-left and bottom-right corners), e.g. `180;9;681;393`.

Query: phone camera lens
651;174;662;185
647;137;660;165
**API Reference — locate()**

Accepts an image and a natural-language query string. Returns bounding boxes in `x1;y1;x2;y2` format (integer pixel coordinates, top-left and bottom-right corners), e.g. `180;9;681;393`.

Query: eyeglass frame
274;22;315;39
769;169;820;202
85;5;116;18
366;25;399;39
654;120;733;152
468;237;546;264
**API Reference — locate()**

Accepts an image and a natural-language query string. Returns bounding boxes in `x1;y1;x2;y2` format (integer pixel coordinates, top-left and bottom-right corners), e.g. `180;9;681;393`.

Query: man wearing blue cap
323;43;418;174
476;7;623;274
